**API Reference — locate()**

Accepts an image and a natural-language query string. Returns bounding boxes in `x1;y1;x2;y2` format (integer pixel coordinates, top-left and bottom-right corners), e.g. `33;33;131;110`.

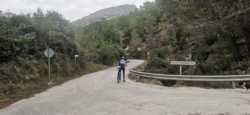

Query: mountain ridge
72;4;137;27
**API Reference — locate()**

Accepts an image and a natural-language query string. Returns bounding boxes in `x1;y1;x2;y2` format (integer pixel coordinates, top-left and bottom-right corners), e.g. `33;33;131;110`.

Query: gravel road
1;60;250;115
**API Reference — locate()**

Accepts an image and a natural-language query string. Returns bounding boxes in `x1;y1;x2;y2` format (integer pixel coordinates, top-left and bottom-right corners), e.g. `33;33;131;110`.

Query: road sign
44;48;55;58
170;61;196;75
44;48;55;83
170;61;196;66
74;54;79;58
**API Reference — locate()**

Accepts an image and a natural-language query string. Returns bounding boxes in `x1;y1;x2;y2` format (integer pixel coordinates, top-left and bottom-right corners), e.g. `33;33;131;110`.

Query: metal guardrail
130;70;250;82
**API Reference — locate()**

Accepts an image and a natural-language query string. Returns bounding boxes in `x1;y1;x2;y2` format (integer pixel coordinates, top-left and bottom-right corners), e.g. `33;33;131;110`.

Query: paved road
1;60;250;115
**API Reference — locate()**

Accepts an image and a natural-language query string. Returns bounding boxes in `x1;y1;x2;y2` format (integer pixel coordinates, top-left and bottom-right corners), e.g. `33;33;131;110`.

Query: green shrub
96;45;120;66
147;48;168;68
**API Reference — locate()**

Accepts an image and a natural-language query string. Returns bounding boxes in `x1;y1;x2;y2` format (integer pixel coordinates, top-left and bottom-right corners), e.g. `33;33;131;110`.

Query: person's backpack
120;59;126;68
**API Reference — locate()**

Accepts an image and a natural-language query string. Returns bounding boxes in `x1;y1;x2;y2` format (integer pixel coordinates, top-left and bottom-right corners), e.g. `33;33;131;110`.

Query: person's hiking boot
123;80;126;82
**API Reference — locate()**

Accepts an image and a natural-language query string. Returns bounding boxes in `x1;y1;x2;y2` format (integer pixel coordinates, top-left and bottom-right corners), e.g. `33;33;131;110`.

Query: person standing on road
117;56;127;83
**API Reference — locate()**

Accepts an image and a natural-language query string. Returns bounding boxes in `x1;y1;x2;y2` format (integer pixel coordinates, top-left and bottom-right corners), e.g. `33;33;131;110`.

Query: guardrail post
232;81;236;89
136;75;141;82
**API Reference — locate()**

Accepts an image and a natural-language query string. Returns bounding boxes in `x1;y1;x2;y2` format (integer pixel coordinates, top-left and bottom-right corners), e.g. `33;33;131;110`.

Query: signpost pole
74;55;79;65
48;54;51;81
179;65;182;75
75;57;76;65
44;48;55;84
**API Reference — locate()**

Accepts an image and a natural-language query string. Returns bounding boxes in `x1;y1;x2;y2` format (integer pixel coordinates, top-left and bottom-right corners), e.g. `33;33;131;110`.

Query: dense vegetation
79;0;250;75
142;0;250;75
0;9;119;107
75;21;124;66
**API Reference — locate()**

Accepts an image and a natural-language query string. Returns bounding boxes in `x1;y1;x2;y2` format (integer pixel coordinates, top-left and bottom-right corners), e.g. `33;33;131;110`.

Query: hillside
72;4;137;27
76;0;250;75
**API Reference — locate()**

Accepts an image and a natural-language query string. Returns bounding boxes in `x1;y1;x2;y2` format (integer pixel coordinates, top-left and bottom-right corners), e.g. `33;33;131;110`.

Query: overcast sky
0;0;154;21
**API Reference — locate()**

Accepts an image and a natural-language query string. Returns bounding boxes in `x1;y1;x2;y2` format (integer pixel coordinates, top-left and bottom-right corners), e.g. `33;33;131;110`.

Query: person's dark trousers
117;69;121;83
121;67;125;82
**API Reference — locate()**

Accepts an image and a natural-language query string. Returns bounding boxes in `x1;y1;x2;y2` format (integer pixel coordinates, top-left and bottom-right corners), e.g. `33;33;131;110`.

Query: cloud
0;0;154;21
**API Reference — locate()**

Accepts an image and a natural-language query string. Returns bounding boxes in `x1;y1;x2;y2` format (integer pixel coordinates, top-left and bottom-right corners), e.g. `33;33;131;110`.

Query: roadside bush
96;45;120;66
147;48;168;68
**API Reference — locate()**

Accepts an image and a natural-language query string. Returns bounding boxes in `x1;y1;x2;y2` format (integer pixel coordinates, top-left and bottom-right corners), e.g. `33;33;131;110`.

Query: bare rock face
72;4;137;27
